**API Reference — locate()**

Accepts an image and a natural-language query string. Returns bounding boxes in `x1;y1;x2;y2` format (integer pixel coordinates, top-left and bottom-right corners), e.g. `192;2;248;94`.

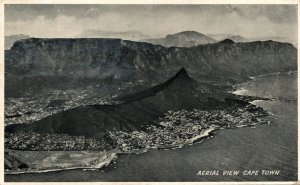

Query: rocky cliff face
5;38;297;97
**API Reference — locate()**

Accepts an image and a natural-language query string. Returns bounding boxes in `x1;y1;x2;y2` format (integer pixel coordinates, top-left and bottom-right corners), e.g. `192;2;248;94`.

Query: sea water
6;72;297;182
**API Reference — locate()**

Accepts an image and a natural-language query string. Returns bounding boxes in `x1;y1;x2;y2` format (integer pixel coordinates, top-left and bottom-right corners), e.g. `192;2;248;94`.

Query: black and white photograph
2;1;298;183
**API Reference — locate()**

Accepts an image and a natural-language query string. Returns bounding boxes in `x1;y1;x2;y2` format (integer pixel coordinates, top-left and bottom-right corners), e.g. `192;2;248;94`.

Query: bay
6;72;297;182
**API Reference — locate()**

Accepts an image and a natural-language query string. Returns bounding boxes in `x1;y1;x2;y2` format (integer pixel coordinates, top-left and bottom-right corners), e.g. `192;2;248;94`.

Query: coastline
5;126;218;175
5;122;266;175
5;152;118;175
232;70;297;95
252;70;297;79
5;70;297;182
6;71;291;176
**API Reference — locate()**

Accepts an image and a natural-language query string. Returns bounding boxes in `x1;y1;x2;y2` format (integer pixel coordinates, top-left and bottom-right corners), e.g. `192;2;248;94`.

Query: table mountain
5;38;297;97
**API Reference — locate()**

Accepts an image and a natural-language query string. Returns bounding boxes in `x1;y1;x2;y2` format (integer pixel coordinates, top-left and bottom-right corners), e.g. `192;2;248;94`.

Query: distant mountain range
206;34;236;41
143;31;217;47
250;36;297;47
5;38;297;98
5;31;296;50
76;30;149;41
209;33;297;46
208;34;249;43
144;31;296;47
207;34;248;43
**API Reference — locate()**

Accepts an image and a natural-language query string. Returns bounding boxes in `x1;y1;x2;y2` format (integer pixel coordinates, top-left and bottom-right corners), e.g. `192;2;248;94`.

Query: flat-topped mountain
5;68;223;138
5;38;297;97
5;34;30;50
144;31;216;47
77;30;148;41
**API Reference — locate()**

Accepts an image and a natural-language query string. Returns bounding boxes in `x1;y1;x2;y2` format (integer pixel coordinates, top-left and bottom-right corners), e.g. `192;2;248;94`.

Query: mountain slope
5;68;223;138
5;38;297;97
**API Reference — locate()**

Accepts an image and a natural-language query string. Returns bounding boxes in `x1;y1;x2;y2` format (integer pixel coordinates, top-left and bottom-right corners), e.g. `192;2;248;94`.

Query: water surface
6;73;297;182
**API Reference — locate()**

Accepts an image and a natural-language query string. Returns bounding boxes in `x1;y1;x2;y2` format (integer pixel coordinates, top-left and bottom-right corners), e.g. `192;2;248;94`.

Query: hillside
5;38;297;97
5;68;224;138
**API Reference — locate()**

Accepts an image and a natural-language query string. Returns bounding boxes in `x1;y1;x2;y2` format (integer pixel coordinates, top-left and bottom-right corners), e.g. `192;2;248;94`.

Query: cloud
4;5;297;41
229;5;297;24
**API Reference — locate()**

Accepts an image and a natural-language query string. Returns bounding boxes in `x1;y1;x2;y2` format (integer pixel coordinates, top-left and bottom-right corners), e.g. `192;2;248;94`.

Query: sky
4;4;298;40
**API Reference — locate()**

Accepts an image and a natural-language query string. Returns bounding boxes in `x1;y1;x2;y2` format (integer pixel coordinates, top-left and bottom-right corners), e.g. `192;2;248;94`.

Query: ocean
6;72;297;182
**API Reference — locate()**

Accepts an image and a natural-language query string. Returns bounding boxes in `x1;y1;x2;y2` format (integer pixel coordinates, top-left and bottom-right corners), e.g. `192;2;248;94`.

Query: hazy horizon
5;4;298;41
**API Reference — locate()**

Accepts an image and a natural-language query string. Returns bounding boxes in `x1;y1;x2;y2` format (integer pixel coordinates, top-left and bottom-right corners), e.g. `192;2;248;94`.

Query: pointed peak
178;67;188;74
174;67;190;79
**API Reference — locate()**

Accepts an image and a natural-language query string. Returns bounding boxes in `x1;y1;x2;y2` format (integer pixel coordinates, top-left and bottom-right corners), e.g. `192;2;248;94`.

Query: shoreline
5;126;218;175
5;123;266;175
232;70;297;93
251;70;297;79
5;71;289;176
232;71;297;103
5;153;118;175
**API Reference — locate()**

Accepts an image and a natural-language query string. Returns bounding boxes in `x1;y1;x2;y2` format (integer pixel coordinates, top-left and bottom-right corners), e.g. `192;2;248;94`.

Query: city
5;103;268;153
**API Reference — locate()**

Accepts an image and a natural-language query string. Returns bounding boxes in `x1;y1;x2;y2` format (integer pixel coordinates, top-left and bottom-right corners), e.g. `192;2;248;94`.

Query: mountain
77;30;149;41
207;34;248;42
5;68;224;138
226;35;248;42
5;38;297;97
208;34;296;45
206;33;235;41
249;36;297;46
5;34;30;50
143;31;217;47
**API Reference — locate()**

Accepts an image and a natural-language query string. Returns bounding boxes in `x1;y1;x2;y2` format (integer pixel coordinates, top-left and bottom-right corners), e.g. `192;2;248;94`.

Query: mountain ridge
5;68;221;138
115;67;194;103
5;38;297;97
